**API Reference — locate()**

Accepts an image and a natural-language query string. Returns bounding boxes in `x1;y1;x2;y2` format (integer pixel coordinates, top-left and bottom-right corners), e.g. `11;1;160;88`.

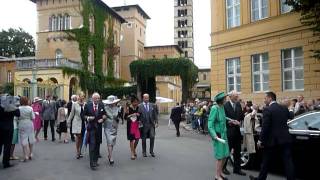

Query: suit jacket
170;106;183;123
224;101;244;139
84;102;106;130
260;102;294;147
0;106;20;130
84;102;106;144
138;102;158;128
42;100;57;121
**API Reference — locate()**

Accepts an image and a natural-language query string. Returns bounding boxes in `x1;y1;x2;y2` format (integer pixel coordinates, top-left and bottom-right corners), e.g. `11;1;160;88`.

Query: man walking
42;95;57;141
223;91;246;176
170;103;183;137
84;93;106;170
250;92;295;180
138;94;158;157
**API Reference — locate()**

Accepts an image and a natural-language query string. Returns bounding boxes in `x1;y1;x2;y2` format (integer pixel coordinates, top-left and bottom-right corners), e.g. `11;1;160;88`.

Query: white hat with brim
103;95;120;105
33;97;43;103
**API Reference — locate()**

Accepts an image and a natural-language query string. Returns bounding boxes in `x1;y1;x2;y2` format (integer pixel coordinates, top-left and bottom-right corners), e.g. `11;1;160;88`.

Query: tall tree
286;0;320;60
0;28;35;57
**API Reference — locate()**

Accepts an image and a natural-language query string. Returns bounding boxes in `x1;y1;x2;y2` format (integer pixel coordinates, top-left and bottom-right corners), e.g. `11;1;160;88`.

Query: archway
130;58;198;103
69;77;78;100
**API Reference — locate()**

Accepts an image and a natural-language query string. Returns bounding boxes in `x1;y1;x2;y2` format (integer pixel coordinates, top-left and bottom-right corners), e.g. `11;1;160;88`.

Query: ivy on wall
64;0;123;93
130;58;198;103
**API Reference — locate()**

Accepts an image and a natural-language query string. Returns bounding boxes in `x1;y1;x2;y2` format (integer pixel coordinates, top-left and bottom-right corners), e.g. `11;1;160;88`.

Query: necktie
145;103;148;112
232;103;236;111
94;104;97;112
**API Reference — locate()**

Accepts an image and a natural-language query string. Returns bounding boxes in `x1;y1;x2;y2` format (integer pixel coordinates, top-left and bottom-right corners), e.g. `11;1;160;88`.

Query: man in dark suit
250;92;295;180
67;95;78;142
170;103;183;137
42;95;57;141
138;93;158;157
223;90;246;176
84;93;106;170
0;96;20;168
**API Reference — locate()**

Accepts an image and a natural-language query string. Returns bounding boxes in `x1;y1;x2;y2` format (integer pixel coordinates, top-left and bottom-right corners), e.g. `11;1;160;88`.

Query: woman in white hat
103;95;120;165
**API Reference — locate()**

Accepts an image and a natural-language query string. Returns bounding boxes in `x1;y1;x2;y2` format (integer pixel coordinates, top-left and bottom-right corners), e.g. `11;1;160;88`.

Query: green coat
208;105;229;160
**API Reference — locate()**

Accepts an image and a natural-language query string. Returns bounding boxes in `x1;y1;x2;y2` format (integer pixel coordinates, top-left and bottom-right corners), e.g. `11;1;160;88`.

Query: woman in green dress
208;92;230;180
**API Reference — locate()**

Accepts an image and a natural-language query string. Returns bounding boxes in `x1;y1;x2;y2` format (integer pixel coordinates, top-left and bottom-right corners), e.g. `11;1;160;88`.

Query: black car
233;111;320;179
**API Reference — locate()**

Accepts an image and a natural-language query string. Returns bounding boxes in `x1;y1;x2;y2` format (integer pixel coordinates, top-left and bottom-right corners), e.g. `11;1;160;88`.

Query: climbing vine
130;58;198;102
63;0;123;93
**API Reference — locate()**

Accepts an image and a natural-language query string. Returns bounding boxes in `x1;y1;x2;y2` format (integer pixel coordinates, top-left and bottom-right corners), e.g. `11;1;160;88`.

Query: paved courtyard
0;115;285;180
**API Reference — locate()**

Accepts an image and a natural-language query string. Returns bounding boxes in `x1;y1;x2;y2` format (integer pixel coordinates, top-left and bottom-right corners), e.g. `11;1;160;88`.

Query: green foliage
64;0;122;93
62;67;126;94
286;0;320;60
100;86;137;99
0;83;14;95
130;58;199;102
0;28;35;57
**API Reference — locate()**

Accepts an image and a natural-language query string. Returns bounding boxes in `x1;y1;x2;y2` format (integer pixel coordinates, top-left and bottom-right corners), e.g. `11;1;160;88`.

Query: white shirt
143;102;149;111
269;101;276;106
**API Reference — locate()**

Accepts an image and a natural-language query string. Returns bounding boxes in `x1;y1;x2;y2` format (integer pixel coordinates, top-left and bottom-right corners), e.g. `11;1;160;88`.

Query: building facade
174;0;194;62
113;5;150;81
144;45;183;113
0;57;16;88
211;0;320;103
14;0;124;100
193;68;211;100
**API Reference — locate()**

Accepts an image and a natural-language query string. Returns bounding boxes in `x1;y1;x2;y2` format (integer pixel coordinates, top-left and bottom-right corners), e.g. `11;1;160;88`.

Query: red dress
32;102;42;131
125;106;141;140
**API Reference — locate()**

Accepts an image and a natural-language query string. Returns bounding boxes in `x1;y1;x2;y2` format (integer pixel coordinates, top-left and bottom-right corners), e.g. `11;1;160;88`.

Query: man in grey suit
42;95;57;141
138;94;158;157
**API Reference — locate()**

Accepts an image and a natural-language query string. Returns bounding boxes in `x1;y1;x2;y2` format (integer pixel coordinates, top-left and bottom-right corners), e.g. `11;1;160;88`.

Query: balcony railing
16;58;82;70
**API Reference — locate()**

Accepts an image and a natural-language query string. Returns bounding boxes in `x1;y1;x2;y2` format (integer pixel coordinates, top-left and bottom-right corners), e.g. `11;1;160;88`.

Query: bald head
92;92;100;104
143;93;149;103
228;90;239;103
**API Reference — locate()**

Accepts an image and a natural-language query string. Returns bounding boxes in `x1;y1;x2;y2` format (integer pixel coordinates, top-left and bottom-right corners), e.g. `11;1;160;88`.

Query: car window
289;112;320;130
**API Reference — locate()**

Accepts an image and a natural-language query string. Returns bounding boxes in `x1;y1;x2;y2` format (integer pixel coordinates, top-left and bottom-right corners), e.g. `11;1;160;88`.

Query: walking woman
17;96;36;162
103;95;120;165
57;100;68;143
68;93;86;159
124;95;141;160
208;92;230;180
32;97;42;142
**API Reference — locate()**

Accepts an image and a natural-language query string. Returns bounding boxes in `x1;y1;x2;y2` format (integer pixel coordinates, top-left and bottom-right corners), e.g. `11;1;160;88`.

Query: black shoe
223;168;231;175
150;152;155;157
249;175;257;180
143;153;147;157
221;176;228;180
90;166;97;170
3;164;14;169
98;155;102;158
52;138;56;142
234;170;246;176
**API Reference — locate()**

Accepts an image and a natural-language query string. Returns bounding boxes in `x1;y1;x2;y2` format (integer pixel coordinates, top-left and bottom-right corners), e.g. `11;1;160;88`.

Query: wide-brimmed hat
33;97;42;103
214;92;226;102
103;95;120;105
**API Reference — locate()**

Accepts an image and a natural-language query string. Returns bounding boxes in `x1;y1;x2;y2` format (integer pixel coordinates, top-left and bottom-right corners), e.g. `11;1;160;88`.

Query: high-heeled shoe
108;156;114;165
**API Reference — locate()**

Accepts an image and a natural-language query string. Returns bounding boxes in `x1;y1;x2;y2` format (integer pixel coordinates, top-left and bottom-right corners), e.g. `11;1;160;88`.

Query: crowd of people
0;92;159;170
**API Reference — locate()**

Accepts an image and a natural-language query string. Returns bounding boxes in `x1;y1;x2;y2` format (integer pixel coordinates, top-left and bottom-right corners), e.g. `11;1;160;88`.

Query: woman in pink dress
32;97;42;142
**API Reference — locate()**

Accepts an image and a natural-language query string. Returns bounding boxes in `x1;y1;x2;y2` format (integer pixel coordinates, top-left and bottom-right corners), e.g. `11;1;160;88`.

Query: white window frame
280;0;293;14
226;0;240;29
282;47;304;91
55;49;63;59
252;53;269;92
226;57;241;92
251;0;268;22
7;71;12;83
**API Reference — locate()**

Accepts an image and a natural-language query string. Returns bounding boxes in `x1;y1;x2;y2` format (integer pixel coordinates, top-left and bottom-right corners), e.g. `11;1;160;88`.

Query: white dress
18;106;36;146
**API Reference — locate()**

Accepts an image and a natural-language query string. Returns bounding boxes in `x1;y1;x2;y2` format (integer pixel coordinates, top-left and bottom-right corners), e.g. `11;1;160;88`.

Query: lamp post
31;61;38;100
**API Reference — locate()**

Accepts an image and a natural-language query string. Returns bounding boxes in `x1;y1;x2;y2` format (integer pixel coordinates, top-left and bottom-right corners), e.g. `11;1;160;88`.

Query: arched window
65;14;70;30
89;14;95;33
58;14;63;30
55;49;63;59
51;15;56;31
88;46;94;73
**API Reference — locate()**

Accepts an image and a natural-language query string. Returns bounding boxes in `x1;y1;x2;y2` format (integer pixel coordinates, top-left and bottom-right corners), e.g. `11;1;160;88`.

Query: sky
0;0;211;68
